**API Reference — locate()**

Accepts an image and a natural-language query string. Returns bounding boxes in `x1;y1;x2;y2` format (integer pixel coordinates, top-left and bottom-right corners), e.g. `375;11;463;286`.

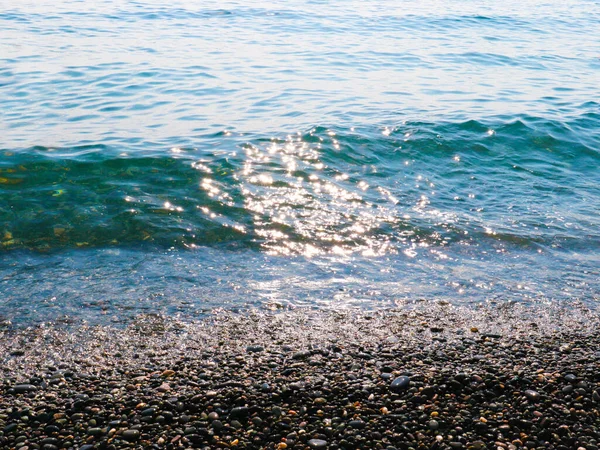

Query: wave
0;116;598;255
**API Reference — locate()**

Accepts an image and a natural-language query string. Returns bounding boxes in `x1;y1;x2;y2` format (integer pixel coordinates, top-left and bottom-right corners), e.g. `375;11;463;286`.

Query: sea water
1;0;599;325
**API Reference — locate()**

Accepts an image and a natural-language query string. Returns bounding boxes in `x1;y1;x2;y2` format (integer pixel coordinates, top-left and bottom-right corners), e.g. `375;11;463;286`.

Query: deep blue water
1;0;599;325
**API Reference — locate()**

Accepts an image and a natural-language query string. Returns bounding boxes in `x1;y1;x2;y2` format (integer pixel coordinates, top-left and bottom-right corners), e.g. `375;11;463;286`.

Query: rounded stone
3;423;18;433
390;376;411;392
230;406;249;418
13;384;37;393
246;345;264;353
141;407;156;416
428;420;440;430
308;439;328;449
122;429;140;441
524;390;540;401
349;420;366;429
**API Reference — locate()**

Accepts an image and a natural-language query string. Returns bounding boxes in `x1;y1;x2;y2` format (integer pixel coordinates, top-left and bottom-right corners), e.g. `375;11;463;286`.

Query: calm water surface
1;0;599;325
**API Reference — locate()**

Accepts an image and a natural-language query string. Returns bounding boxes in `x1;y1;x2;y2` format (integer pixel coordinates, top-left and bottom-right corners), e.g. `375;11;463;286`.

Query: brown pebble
157;382;171;392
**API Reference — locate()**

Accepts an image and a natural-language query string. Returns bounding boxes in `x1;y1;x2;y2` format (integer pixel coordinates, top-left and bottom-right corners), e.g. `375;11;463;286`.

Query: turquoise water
1;0;599;324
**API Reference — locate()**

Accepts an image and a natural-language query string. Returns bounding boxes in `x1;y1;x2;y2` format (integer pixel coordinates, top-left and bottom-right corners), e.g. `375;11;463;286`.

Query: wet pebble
428;420;439;430
2;309;600;450
230;406;249;418
390;376;410;392
348;420;366;429
12;384;37;393
122;429;140;441
308;439;328;449
524;389;540;401
246;345;265;353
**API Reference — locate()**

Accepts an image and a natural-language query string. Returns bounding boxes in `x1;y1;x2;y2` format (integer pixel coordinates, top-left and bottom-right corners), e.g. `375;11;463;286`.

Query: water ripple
1;116;598;257
1;0;599;321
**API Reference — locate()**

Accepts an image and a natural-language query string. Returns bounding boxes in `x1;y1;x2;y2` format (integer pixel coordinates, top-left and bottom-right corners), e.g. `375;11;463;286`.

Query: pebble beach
2;304;600;450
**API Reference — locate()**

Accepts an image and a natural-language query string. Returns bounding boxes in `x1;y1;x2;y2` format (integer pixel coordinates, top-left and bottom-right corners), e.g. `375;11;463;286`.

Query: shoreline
2;305;600;449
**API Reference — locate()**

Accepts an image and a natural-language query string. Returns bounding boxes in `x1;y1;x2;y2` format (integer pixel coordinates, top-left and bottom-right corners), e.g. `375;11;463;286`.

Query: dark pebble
122;430;140;441
390;376;411;392
141;407;156;416
13;384;37;393
252;417;263;427
348;420;366;429
428;420;439;430
246;345;264;353
230;406;249;418
524;389;540;401
308;439;328;449
4;423;18;433
186;434;203;444
292;350;311;360
45;425;60;434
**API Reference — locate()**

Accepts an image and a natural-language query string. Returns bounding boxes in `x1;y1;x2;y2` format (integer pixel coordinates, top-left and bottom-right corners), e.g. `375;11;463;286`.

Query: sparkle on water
0;0;599;325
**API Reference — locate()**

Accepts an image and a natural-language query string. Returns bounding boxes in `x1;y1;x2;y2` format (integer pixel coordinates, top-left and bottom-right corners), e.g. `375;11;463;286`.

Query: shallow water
1;0;599;325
